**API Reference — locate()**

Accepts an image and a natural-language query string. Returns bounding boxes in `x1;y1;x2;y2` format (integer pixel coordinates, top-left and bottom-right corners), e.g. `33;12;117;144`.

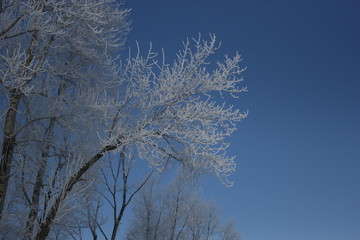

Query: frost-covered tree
0;0;246;239
125;176;241;240
0;0;130;238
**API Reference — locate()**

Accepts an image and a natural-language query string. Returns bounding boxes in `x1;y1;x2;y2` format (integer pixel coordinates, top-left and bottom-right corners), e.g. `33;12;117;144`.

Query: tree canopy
0;1;246;239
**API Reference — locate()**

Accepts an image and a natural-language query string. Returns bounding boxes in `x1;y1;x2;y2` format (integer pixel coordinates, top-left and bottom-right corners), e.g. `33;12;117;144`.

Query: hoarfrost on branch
0;0;247;238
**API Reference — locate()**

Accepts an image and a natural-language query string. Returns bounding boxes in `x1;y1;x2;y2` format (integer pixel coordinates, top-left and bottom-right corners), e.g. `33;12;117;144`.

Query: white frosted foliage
107;34;248;185
0;1;246;238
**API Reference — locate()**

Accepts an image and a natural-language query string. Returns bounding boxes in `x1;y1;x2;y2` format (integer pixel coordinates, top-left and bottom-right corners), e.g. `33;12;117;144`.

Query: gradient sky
124;0;360;239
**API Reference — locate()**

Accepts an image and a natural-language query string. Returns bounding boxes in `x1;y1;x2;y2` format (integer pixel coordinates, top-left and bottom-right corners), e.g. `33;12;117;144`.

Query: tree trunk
110;203;126;240
35;145;117;240
24;118;55;240
0;93;21;217
0;30;37;218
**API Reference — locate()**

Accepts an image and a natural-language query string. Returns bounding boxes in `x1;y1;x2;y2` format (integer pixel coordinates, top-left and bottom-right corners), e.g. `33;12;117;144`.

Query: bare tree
85;150;154;240
0;0;246;239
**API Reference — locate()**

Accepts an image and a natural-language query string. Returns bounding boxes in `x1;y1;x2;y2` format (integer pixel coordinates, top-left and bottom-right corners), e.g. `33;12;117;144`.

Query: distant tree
0;0;246;239
221;220;242;240
125;176;241;240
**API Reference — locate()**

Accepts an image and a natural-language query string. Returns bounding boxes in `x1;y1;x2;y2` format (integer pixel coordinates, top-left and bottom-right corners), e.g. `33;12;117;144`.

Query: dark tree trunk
35;145;117;240
24;119;55;239
0;93;21;217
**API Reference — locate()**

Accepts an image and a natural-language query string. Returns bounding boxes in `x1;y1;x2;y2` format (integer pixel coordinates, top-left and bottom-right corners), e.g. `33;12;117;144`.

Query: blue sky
124;0;360;239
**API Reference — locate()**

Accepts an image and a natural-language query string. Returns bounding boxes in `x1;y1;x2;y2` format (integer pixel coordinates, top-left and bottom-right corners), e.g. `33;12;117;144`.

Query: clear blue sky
124;0;360;239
